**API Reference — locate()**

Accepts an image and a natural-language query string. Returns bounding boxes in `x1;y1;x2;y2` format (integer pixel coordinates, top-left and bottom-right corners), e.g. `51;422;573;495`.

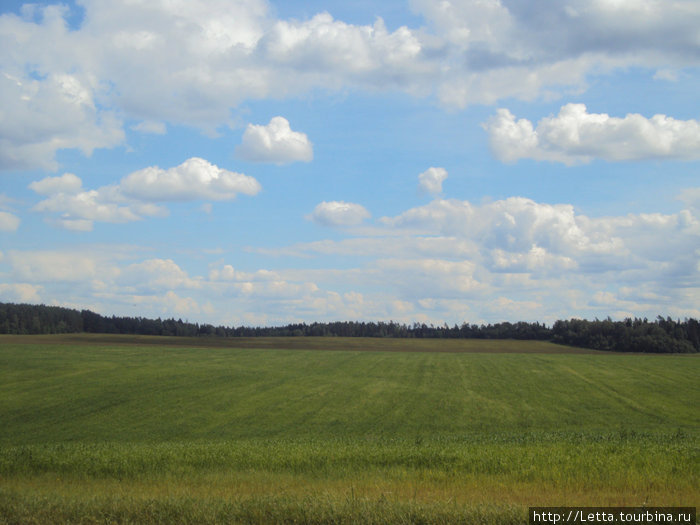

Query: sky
0;0;699;327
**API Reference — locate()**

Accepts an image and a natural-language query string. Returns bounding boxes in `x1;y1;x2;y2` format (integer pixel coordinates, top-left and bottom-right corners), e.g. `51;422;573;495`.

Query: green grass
0;335;698;523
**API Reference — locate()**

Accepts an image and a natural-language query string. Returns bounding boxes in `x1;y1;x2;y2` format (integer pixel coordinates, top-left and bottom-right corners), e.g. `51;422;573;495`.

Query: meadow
0;334;697;524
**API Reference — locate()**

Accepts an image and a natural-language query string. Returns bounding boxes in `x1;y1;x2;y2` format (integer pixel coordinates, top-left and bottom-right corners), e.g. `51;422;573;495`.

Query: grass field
0;334;697;524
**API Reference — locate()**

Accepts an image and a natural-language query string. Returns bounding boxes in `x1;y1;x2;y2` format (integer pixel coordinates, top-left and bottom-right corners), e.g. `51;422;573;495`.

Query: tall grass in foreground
0;490;525;525
1;432;696;523
0;432;695;485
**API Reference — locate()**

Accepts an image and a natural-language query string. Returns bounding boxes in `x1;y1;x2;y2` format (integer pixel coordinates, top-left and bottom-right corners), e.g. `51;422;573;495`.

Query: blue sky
1;0;699;326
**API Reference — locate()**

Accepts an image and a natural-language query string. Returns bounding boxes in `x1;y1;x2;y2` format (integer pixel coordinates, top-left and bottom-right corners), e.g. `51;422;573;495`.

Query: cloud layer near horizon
5;190;699;324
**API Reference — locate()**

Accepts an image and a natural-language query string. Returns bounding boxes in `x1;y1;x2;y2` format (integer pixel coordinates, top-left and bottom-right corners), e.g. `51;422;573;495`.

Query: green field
0;334;697;524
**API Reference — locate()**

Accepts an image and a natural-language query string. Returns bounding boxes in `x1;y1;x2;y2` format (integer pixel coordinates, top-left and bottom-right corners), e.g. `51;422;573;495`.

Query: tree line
0;301;698;353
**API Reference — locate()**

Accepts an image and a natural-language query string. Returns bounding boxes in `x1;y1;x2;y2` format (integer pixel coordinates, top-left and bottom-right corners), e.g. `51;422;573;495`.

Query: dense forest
0;302;698;353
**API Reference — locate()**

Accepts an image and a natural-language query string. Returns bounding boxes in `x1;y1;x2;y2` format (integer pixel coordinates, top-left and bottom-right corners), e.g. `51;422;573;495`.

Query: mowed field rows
0;335;698;524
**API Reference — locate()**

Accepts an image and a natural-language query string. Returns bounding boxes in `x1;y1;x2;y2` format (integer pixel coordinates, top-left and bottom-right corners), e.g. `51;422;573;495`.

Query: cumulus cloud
265;194;698;320
484;104;700;164
30;158;260;230
120;157;261;201
28;173;82;195
6;250;105;283
255;236;478;260
412;0;700;108
117;259;201;291
0;245;368;324
0;247;215;319
387;196;699;281
131;121;167;135
678;188;700;212
653;69;680;82
158;291;204;317
272;196;699;318
64;0;269;128
0;283;42;303
0;70;124;170
31;181;164;231
418;167;448;195
308;201;371;227
5;181;700;324
235;117;313;164
489;245;577;274
0;211;20;232
2;0;698;171
209;264;279;282
261;14;426;89
380;197;628;257
376;258;484;297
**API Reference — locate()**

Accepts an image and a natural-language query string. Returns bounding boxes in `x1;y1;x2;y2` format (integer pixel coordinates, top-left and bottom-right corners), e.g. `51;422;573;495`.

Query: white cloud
678;188;700;212
30;158;259;230
231;280;320;300
161;291;203;317
50;218;94;232
120;157;261;201
0;194;16;209
209;264;280;282
411;0;700;108
129;291;205;318
0;70;124;170
261;14;426;91
0;247;322;323
380;197;636;259
308;201;371;227
71;0;269;128
256;236;479;261
32;187;158;230
0;248;210;319
5;178;700;325
653;69;680;82
118;259;201;291
0;211;20;232
418;167;448;195
131;121;167;135
484;104;700;164
376;258;485;297
236;117;313;164
267;194;699;320
483;296;544;320
0;283;42;303
1;0;699;171
29;173;82;195
6;250;105;283
489;245;578;274
481;109;540;164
